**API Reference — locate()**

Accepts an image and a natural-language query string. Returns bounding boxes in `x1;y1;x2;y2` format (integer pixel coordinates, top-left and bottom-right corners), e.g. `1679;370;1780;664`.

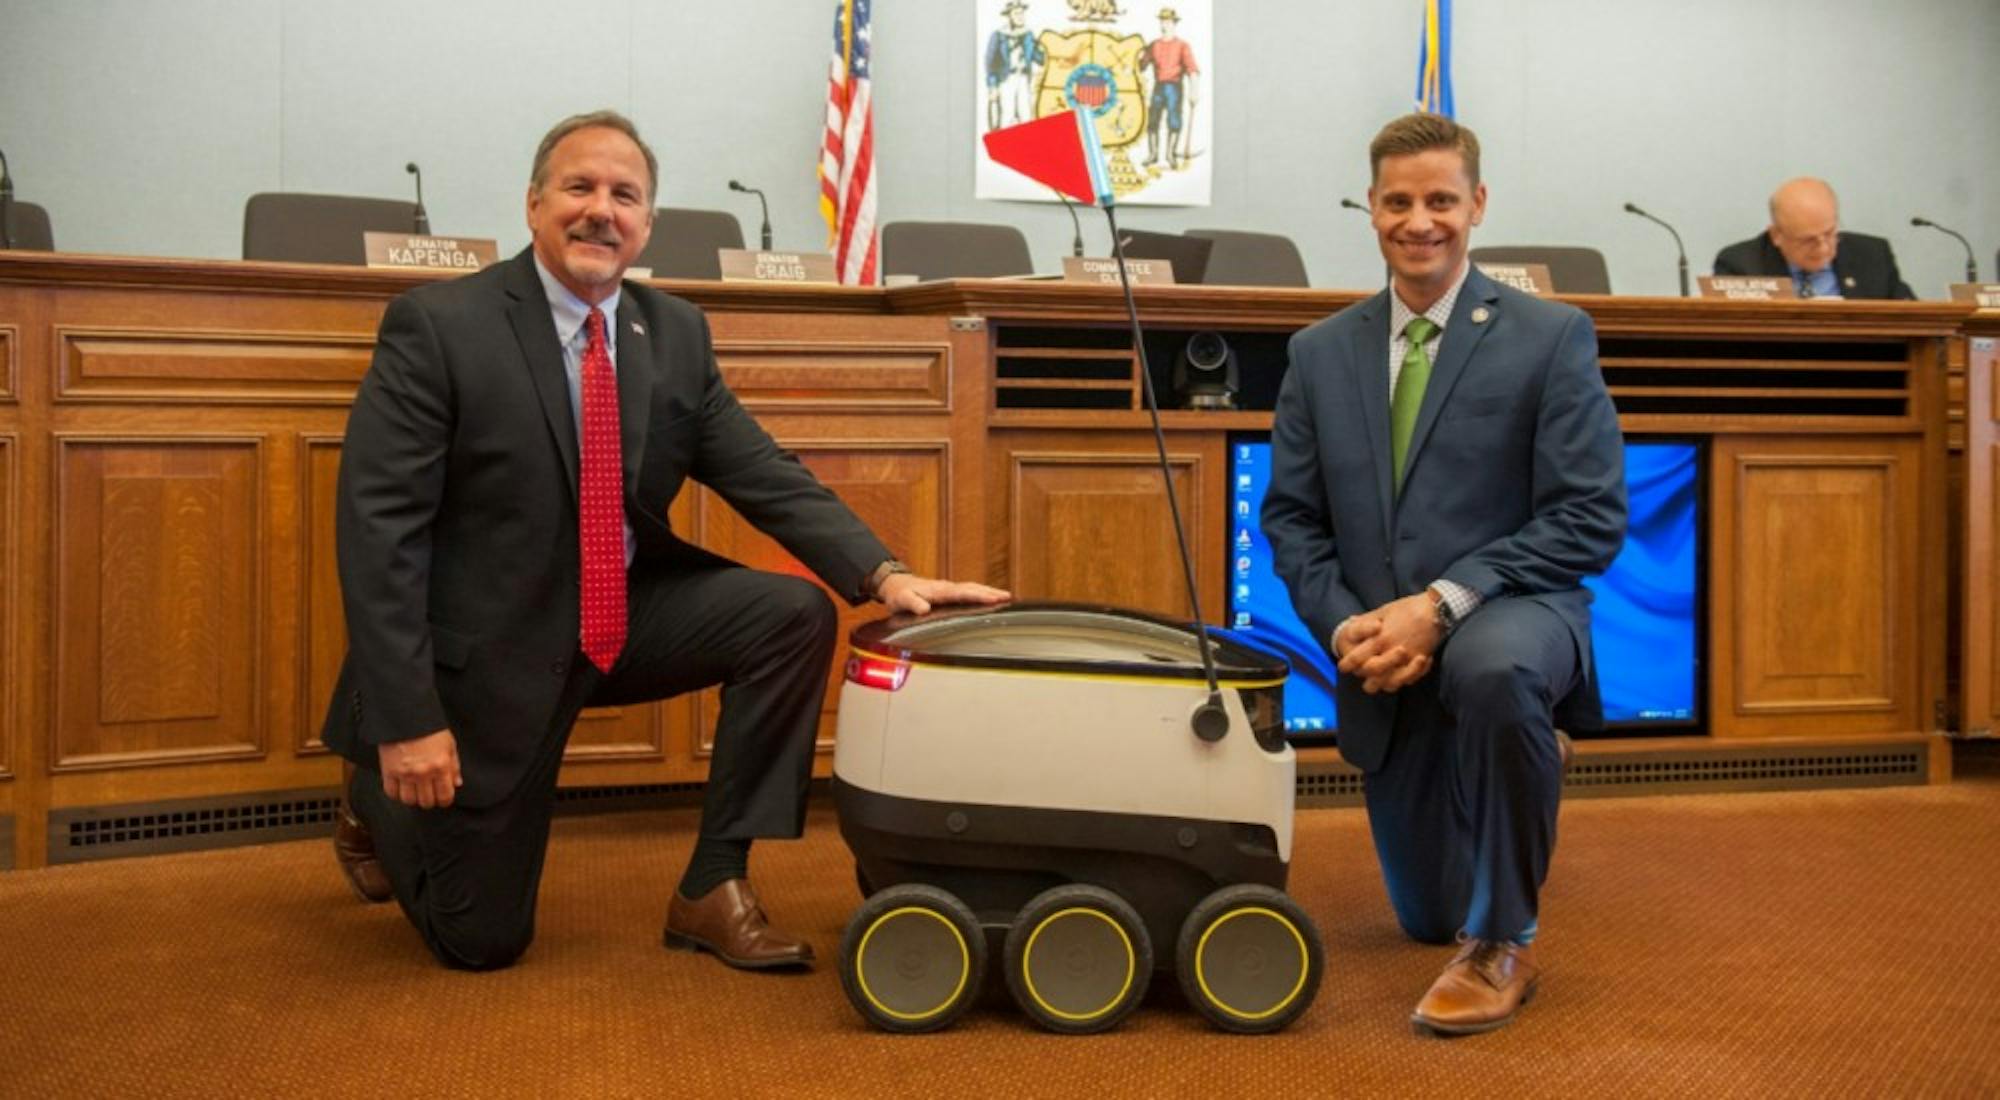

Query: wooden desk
0;253;1973;867
1951;309;2000;738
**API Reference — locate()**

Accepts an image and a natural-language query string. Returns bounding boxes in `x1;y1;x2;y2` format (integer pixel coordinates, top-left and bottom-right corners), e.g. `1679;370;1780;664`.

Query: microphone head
1909;215;1930;227
728;179;746;192
405;162;419;175
1622;202;1641;214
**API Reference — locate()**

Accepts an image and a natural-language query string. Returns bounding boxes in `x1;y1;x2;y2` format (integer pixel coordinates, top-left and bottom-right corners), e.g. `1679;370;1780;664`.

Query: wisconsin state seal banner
974;0;1214;206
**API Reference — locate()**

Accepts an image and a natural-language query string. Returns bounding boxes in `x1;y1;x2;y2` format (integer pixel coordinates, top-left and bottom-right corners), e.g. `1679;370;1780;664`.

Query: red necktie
579;308;626;672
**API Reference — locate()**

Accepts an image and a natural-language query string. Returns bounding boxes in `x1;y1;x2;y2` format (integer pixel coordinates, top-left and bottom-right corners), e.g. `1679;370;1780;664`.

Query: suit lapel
1399;267;1499;503
612;292;655;499
502;252;580;504
1346;290;1395;537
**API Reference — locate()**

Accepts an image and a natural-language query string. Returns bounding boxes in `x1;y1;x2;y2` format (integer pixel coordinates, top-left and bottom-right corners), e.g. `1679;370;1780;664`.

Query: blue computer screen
1225;438;1700;735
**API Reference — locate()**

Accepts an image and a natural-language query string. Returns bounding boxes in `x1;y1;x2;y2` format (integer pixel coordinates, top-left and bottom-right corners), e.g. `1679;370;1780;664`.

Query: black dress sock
678;836;751;899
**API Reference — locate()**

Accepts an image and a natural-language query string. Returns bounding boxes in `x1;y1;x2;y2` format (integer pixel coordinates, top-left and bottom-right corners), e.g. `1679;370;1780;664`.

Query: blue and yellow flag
1415;0;1454;118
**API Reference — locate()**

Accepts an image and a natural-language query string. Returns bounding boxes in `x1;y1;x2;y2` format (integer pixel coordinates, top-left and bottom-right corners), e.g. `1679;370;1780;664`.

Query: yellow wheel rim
1193;906;1310;1021
1020;907;1137;1022
854;906;971;1022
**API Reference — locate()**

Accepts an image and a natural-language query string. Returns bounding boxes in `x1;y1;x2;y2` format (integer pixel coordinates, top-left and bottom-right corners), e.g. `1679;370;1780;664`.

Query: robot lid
849;601;1286;685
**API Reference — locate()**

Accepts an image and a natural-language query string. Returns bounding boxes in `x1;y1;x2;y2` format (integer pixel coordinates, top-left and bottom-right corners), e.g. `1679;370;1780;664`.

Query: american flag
819;0;877;285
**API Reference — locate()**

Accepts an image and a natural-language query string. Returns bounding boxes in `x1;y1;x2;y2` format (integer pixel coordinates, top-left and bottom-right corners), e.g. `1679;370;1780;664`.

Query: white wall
3;0;1995;296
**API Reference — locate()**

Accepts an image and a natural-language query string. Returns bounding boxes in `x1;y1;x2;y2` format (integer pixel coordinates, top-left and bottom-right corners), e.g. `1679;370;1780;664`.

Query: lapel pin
631;321;646;336
1842;276;1856;289
1471;306;1491;324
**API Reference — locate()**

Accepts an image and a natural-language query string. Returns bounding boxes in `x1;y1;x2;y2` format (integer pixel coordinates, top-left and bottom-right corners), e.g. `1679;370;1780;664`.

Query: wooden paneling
1001;443;1205;619
56;327;371;404
690;443;950;755
54;439;263;770
0;435;12;779
0;253;1974;865
0;325;15;400
298;437;344;755
1713;440;1921;736
716;341;950;411
565;703;669;761
1964;335;1997;736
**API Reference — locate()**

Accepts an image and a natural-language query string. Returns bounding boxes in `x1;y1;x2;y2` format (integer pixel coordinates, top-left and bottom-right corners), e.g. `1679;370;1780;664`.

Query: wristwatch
1427;585;1461;636
867;559;912;599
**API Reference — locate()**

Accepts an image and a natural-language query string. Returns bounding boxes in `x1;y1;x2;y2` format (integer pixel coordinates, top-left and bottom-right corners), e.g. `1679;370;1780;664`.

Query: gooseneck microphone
1911;216;1978;283
1053;189;1084;256
1623;201;1689;297
0;146;15;250
1339;197;1368;214
405;162;430;234
728;179;773;250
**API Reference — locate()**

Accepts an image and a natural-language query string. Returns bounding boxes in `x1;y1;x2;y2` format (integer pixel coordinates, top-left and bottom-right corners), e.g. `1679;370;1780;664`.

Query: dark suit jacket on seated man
1712;176;1915;300
1261;113;1626;1037
322;110;1007;973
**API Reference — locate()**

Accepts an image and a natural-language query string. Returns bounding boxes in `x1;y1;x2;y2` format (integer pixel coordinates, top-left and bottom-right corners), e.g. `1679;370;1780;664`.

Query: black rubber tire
1002;883;1152;1035
838;884;986;1034
1175;883;1323;1034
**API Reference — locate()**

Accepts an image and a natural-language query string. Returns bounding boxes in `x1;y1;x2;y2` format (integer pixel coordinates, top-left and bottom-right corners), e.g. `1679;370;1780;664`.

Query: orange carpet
2;745;1997;1098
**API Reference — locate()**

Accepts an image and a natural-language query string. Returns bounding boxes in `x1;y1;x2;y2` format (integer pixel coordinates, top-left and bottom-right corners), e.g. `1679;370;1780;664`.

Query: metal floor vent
1296;765;1366;807
1562;746;1925;797
49;789;339;865
40;781;733;865
1292;742;1928;808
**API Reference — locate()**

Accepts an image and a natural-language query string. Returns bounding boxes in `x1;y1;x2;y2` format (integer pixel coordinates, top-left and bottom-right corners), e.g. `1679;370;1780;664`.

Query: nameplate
1063;256;1176;285
718;249;839;284
1697;275;1798;301
1948;283;2000;309
1474;262;1554;296
362;233;498;272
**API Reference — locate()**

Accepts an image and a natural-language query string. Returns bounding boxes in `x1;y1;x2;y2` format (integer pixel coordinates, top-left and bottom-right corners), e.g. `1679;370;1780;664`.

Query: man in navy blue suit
1263;113;1626;1035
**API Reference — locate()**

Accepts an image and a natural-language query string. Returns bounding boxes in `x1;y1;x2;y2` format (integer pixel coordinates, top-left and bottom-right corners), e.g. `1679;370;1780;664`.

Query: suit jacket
322;249;890;804
1261;267;1627;773
1712;231;1915;300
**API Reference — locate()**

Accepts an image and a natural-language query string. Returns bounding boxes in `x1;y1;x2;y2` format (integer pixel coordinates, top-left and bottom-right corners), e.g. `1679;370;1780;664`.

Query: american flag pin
1471;306;1491;324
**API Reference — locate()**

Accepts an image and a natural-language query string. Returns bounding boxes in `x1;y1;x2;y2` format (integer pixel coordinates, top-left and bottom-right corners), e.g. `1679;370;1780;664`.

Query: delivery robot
832;601;1323;1035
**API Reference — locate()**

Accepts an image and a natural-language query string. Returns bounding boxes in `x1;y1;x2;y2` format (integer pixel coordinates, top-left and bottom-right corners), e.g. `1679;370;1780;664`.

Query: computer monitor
1225;435;1703;740
1116;230;1214;285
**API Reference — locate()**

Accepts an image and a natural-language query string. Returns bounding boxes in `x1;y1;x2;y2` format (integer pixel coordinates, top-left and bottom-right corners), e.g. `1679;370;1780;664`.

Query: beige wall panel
55;439;261;770
1008;450;1203;619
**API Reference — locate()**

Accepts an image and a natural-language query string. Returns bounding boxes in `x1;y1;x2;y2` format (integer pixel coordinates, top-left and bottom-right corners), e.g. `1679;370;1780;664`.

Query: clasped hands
1336;591;1444;695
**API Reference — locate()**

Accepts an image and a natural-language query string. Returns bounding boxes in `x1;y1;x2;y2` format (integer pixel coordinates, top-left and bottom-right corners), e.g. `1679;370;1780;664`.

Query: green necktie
1390;316;1438;494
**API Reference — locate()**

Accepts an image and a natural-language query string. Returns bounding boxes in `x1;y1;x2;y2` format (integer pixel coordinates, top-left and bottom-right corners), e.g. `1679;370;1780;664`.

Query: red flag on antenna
981;109;1112;207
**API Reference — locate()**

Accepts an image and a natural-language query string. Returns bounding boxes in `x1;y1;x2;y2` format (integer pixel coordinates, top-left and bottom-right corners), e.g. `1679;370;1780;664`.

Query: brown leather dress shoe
1411;939;1539;1036
663;879;814;970
333;763;394;904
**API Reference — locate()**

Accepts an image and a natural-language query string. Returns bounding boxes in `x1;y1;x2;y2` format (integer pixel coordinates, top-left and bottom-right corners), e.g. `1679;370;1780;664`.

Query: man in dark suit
1712;177;1915;299
323;110;1006;973
1262;113;1626;1035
